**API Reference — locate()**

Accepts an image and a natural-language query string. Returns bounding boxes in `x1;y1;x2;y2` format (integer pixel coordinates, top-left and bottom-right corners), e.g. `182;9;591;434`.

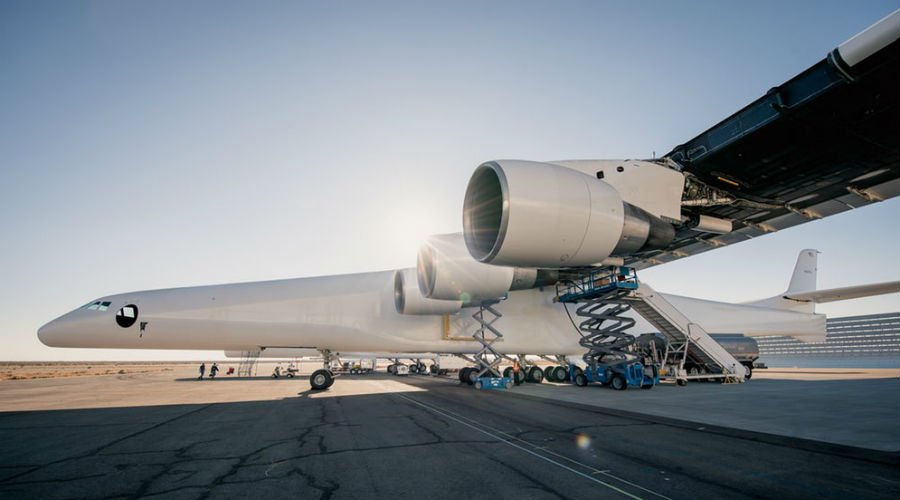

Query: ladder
624;282;747;381
237;350;260;377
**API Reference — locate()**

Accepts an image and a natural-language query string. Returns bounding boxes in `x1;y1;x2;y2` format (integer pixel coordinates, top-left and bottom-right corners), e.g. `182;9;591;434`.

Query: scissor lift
555;267;659;390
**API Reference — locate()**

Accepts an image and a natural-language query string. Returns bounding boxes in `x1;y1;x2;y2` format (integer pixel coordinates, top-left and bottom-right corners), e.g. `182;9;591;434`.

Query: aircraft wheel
458;367;470;382
514;370;526;385
543;366;554;381
574;373;587;387
551;366;568;383
408;363;418;374
417;363;426;374
310;369;333;391
387;364;395;374
610;375;627;391
527;366;543;383
503;366;513;378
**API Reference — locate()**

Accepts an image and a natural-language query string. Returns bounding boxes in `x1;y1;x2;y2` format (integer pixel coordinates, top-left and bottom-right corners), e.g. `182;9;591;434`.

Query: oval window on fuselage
116;305;139;328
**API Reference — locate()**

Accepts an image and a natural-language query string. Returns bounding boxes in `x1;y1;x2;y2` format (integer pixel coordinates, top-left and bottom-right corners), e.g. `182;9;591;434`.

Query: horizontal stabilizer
785;281;900;304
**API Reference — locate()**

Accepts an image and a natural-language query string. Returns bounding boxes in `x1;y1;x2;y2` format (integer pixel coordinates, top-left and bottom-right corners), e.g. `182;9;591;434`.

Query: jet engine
394;268;462;315
416;233;556;305
462;160;678;267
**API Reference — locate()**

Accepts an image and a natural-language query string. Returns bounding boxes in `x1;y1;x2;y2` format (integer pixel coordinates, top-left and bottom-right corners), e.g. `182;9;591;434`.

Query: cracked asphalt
0;368;898;499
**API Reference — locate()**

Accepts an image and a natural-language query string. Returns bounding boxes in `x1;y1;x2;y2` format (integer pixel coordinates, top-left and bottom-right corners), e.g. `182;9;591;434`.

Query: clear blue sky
1;1;897;360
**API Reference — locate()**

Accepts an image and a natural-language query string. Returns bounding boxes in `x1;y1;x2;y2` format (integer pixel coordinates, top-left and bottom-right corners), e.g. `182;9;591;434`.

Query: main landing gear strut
310;349;336;390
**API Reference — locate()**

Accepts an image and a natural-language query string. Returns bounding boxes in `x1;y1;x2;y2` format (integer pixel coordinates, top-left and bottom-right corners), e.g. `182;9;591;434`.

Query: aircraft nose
37;317;66;347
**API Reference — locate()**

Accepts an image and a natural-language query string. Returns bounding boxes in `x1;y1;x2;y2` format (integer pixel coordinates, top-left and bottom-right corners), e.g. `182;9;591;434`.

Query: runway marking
396;393;671;500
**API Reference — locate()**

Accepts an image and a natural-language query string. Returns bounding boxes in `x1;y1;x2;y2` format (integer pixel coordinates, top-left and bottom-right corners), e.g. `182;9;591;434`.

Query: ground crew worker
198;362;206;380
513;360;521;385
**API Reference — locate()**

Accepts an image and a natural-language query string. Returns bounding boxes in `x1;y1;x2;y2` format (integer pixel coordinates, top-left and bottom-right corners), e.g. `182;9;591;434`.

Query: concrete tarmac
0;367;898;499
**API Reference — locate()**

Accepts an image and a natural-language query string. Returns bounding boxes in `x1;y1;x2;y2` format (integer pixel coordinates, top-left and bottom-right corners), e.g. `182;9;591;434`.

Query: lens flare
575;433;591;450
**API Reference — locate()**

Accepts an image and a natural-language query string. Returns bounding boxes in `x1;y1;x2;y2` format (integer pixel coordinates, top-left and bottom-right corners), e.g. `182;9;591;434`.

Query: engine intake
463;160;675;267
417;233;556;304
394;268;462;315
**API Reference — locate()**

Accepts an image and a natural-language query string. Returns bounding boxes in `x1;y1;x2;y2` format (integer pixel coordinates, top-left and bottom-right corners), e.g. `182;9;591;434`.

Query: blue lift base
474;377;514;390
570;363;659;390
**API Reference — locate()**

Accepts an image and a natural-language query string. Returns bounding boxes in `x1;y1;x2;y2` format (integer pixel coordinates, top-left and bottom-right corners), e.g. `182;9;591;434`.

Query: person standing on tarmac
513;360;521;385
199;362;206;380
210;363;219;379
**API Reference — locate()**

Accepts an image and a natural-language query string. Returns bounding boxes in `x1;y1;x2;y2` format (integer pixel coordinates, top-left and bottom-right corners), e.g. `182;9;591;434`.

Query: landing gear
526;366;543;383
459;367;479;385
310;349;338;390
309;369;334;390
551;366;568;382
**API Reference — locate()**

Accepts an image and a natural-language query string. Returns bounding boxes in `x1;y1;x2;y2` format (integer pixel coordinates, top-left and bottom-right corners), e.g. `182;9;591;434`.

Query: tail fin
786;249;818;294
744;249;819;313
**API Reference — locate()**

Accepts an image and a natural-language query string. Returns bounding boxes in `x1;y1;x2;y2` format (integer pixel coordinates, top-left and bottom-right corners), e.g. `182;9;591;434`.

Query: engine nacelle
393;268;462;315
417;233;554;305
462;160;677;267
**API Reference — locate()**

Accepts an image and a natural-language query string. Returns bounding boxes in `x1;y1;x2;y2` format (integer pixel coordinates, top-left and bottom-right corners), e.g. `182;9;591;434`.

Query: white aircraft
38;10;900;390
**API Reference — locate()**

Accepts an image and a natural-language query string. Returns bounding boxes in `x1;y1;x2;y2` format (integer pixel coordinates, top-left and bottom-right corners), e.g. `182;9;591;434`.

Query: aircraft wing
785;281;900;304
627;10;900;270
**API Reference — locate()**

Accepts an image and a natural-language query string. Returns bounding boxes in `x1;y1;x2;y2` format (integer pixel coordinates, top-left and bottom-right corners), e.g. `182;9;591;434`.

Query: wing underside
626;12;900;270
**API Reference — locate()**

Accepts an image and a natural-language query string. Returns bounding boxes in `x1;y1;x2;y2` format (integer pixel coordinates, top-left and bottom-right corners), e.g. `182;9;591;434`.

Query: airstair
556;268;746;383
624;282;747;382
237;350;260;377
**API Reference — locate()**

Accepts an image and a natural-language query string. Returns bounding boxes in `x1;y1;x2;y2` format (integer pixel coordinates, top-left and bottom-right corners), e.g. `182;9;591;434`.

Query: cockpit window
116;304;138;328
82;301;112;312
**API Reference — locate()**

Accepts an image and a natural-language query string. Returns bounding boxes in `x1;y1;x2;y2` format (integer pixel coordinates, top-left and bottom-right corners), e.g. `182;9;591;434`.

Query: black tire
387;364;395;374
514;370;526;385
611;375;627;391
310;369;332;390
417;363;426;374
503;367;513;378
527;366;543;383
743;364;753;380
574;373;587;387
430;364;438;374
543;366;554;381
552;366;568;383
408;363;418;374
459;367;471;383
